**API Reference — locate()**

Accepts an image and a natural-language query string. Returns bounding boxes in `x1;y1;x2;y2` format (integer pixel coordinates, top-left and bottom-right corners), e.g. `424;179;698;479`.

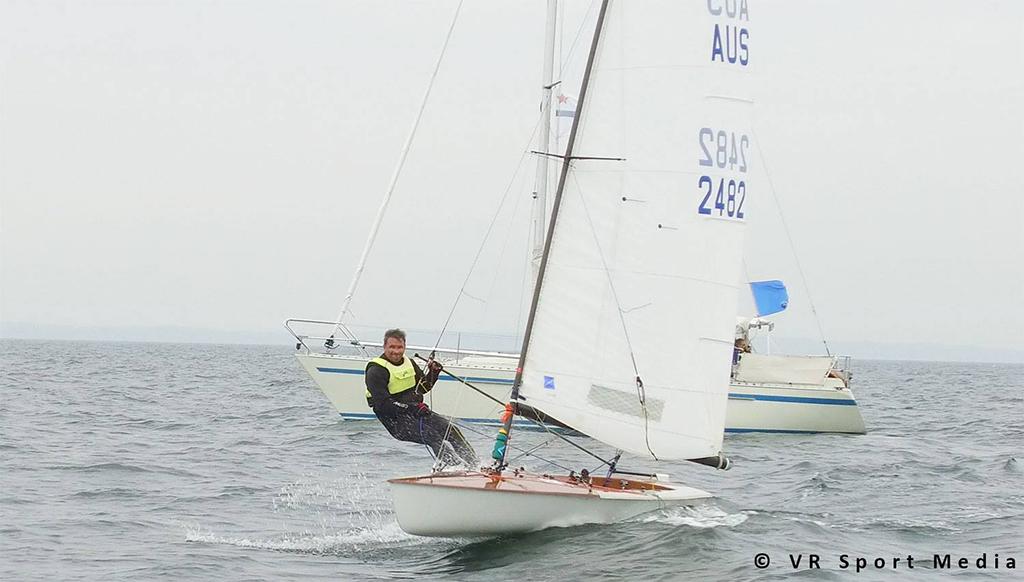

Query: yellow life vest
364;356;417;399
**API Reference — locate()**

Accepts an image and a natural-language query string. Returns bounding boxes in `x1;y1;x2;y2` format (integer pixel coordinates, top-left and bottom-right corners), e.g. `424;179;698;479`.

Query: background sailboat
286;0;864;436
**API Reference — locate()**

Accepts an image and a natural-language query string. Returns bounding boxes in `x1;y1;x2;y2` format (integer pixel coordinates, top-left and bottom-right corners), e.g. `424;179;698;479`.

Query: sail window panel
587;384;665;421
521;370;724;460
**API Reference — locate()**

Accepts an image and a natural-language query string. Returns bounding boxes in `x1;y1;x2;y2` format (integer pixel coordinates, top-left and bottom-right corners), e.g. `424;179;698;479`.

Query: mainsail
513;0;755;461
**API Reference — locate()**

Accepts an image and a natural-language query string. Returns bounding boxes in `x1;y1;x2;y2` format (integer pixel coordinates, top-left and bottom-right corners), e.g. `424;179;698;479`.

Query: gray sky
1;1;1022;362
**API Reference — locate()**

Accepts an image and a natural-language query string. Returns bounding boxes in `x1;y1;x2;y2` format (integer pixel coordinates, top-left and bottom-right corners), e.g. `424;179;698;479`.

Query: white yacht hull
389;471;711;537
726;382;865;434
296;352;866;434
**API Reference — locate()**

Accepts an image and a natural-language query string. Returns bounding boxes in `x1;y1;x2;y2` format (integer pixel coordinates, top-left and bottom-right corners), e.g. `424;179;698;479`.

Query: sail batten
516;0;755;461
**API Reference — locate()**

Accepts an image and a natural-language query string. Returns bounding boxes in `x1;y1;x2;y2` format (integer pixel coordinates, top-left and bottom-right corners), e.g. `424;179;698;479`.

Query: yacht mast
530;0;559;283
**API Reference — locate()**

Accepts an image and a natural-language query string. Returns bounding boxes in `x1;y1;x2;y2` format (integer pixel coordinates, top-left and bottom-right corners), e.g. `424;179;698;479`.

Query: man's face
384;337;406;364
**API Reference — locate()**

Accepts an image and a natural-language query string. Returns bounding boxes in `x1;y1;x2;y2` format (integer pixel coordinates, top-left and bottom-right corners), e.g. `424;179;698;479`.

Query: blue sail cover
750;280;789;316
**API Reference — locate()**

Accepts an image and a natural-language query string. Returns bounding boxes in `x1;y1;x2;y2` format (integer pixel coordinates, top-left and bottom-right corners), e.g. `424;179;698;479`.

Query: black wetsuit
365;357;478;468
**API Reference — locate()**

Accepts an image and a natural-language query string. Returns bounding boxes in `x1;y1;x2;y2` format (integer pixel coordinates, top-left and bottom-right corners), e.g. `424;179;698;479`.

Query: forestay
517;0;755;460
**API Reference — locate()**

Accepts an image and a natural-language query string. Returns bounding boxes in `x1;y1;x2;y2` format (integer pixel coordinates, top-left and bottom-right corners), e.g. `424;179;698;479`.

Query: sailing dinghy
390;0;754;536
391;470;715;537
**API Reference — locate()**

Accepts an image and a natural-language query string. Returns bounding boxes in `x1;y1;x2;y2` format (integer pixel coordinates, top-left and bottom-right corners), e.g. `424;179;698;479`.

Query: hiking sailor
365;328;478;468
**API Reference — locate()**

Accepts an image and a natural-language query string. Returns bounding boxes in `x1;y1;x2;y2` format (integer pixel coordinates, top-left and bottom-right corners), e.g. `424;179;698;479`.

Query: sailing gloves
413;402;431;417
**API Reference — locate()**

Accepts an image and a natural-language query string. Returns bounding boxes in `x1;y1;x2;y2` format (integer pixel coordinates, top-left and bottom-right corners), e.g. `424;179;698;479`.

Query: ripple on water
48;462;204;478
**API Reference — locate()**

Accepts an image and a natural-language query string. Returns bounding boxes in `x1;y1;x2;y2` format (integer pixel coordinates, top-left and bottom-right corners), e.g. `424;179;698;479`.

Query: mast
530;0;559;283
497;0;611;468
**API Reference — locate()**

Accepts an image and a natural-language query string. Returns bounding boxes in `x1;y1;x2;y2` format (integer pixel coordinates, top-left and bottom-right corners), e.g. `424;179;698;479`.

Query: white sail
518;0;755;460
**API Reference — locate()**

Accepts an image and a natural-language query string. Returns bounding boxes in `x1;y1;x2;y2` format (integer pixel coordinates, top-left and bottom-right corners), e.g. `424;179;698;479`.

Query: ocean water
1;339;1021;581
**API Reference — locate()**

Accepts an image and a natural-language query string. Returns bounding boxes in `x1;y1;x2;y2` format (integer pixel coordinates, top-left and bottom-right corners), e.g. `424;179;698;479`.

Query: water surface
2;340;1021;580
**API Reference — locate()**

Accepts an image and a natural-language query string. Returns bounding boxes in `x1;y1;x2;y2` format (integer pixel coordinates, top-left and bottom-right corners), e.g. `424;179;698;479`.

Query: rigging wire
445;418;575;473
436;363;469;468
426;360;612;469
558;0;601;78
429;81;555;351
426;100;555;445
507;434;559;465
430;0;601;380
520;409;613;468
330;0;466;348
479;172;529;326
514;223;532;345
570;171;659;461
557;0;565;78
495;0;613;471
750;127;832;356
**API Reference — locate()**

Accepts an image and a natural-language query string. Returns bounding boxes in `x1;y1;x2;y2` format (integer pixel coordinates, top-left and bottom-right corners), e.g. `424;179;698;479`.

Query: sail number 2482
697;127;749;220
698;176;746;219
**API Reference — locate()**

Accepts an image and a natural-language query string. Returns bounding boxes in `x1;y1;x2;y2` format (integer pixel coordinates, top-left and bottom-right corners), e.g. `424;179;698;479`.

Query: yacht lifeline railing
284;318;520;361
831;355;853;388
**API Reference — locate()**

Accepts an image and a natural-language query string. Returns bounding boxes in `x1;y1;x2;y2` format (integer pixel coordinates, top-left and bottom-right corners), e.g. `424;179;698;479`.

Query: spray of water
636;504;750;529
181;469;448;555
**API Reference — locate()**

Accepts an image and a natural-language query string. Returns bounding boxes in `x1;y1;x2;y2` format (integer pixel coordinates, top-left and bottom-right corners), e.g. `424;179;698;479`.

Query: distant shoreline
3;322;1022;365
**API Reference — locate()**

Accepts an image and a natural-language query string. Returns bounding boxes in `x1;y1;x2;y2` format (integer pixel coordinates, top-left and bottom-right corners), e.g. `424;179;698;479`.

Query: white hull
725;381;865;434
296;352;866;434
389;471;711;537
